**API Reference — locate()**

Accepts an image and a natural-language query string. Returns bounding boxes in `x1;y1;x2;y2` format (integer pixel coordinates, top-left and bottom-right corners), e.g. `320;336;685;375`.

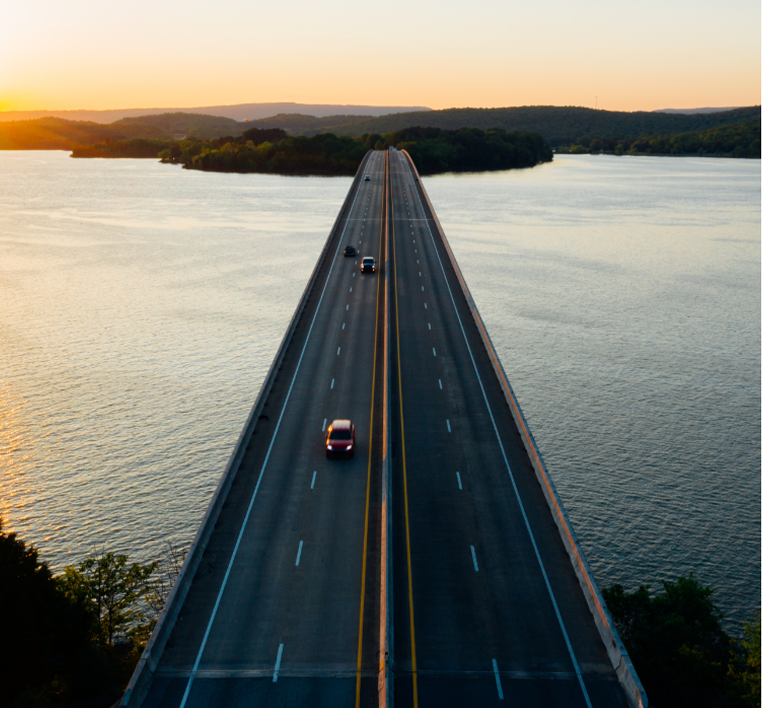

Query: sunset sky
1;0;759;113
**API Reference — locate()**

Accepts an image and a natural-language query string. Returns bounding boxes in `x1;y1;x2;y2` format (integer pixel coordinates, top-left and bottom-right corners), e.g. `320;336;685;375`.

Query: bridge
122;150;647;708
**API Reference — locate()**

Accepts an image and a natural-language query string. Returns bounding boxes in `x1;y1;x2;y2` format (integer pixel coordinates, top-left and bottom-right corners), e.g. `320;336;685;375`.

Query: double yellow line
354;149;419;708
355;151;388;707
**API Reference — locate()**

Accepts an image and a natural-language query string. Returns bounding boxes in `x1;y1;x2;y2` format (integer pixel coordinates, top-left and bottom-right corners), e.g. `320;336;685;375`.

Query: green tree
0;518;95;704
603;574;751;707
60;552;157;648
730;610;761;706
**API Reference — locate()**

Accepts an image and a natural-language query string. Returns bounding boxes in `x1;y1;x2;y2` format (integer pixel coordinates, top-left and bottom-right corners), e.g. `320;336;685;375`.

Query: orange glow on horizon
0;0;759;116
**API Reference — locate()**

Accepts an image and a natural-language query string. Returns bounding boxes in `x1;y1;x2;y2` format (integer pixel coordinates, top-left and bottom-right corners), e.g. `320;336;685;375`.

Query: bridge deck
389;150;625;707
141;150;386;708
129;150;637;708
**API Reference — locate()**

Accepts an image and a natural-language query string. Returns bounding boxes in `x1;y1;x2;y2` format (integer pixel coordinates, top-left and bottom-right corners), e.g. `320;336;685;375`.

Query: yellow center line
355;152;386;707
391;153;419;708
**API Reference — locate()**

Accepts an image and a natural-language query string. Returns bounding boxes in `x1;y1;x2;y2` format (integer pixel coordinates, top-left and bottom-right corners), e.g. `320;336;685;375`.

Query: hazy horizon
0;101;753;126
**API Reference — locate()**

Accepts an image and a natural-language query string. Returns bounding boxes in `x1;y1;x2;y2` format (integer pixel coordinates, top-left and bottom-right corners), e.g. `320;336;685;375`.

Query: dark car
361;256;376;273
344;245;357;257
364;175;371;181
326;419;355;458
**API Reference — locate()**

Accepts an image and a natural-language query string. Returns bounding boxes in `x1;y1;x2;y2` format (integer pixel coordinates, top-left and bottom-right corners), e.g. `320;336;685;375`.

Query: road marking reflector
424;302;427;309
296;540;303;567
346;304;349;311
273;643;284;682
342;322;346;330
456;472;462;490
471;545;479;572
421;286;424;292
337;347;341;355
331;378;335;389
446;419;451;432
311;471;317;489
322;418;327;431
350;287;353;292
428;323;432;330
438;379;442;389
492;659;504;700
432;347;436;356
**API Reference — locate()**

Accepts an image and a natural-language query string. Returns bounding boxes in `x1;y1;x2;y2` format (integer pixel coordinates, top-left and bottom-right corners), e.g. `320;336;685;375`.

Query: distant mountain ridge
0;102;430;124
248;105;760;146
0;106;758;155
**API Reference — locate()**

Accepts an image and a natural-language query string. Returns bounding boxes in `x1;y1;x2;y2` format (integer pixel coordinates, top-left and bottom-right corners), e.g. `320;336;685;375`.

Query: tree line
152;125;553;175
2;518;758;706
557;117;761;157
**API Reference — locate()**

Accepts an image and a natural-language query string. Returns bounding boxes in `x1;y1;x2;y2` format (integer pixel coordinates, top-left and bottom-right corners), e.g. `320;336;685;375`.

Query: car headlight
346;444;353;450
327;445;334;450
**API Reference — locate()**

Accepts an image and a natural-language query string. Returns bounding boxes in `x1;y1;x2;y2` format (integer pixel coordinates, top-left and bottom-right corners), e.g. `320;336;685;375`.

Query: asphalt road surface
137;150;631;708
142;150;386;708
388;149;627;708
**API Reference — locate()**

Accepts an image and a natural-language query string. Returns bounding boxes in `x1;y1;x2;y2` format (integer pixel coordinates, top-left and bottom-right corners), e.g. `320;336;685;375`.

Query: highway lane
388;150;627;708
142;150;386;708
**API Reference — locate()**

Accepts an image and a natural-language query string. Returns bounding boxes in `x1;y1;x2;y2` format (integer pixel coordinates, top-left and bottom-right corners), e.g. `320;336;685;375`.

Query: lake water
0;152;758;631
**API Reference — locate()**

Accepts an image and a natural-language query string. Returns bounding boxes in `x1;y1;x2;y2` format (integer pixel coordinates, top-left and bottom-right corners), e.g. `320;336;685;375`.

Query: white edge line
177;151;370;708
492;658;504;700
273;643;284;682
404;153;593;708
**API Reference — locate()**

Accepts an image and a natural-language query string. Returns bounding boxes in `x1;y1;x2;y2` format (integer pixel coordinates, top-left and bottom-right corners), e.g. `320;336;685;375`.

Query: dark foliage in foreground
603;575;760;708
1;518;164;707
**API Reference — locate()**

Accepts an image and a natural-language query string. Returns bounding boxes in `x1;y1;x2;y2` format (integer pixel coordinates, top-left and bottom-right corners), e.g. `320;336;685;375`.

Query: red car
325;419;355;458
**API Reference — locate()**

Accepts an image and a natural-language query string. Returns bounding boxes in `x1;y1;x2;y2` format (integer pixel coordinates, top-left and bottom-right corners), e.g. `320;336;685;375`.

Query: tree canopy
603;574;760;707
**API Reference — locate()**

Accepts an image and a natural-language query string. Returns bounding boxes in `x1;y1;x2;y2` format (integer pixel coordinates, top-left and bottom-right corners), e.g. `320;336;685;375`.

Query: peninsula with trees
0;105;758;175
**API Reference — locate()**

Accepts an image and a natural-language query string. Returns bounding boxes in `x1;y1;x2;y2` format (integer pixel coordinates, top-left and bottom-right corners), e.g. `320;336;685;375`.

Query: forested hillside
559;116;761;157
249;105;761;146
0;117;166;150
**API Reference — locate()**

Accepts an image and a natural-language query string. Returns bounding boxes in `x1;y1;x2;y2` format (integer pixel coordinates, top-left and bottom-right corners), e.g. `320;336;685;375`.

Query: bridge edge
120;151;375;708
400;150;649;708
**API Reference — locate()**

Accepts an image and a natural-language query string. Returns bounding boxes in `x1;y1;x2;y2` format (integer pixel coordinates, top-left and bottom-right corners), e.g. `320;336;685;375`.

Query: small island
70;125;554;176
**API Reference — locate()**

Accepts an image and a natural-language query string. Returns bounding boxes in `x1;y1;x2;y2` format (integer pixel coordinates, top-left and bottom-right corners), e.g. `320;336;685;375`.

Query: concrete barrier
121;152;374;708
401;150;648;708
378;150;393;708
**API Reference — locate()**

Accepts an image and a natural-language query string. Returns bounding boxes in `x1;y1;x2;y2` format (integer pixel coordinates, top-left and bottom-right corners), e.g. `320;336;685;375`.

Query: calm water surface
1;152;758;629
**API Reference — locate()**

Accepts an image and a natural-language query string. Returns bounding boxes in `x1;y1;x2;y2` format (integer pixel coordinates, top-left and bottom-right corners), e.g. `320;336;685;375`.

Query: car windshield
329;429;352;440
363;258;373;263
